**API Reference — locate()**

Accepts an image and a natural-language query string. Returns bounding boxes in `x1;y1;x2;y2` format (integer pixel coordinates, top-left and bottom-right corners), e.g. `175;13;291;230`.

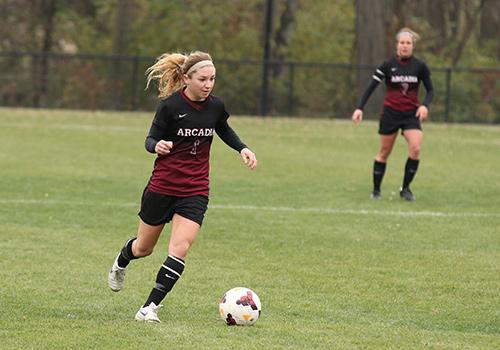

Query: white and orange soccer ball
219;287;262;326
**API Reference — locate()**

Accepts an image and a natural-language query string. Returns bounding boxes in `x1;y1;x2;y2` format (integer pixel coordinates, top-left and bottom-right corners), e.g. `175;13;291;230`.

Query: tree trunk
449;0;462;41
355;0;387;117
110;0;134;109
272;0;299;72
428;0;447;55
32;0;56;108
479;0;500;58
451;0;486;66
268;0;299;114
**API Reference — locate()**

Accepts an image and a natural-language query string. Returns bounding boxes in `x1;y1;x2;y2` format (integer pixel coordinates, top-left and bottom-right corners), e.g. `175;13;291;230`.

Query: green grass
0;107;499;349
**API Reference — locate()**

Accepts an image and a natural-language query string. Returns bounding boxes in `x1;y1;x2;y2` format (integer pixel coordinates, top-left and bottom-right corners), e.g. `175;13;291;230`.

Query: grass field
0;107;499;349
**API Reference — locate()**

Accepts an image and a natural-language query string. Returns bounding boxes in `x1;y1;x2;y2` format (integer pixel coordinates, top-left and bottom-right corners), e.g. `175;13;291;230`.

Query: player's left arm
417;64;434;122
215;119;257;170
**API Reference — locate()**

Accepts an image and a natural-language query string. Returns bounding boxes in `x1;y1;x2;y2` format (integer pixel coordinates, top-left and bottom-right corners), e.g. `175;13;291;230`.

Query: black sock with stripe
116;238;137;268
402;158;419;189
144;255;185;307
373;160;386;192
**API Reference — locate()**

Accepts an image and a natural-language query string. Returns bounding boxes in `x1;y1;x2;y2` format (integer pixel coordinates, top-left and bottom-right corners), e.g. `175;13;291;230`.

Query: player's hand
352;109;363;124
416;105;428;122
155;140;173;155
240;148;257;170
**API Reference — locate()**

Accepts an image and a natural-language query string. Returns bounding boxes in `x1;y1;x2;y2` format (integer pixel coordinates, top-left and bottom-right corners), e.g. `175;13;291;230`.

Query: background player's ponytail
145;51;213;99
396;27;420;46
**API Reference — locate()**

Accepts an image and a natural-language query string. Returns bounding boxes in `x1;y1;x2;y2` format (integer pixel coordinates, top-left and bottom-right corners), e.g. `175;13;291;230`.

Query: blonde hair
396;27;420;46
145;51;213;99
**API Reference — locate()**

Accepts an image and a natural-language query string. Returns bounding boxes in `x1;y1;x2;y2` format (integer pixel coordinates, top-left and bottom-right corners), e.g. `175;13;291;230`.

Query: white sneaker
135;302;162;323
108;256;126;292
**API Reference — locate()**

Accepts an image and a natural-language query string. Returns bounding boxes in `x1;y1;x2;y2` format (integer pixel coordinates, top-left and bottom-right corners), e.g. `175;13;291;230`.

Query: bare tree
451;0;486;66
109;0;134;109
427;1;448;55
263;0;299;114
33;0;57;108
272;0;299;76
355;0;387;117
480;0;500;59
449;0;463;41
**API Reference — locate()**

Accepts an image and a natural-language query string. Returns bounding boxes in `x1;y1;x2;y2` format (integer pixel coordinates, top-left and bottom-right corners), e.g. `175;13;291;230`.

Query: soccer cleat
108;256;126;292
400;187;416;202
370;190;381;200
135;302;163;323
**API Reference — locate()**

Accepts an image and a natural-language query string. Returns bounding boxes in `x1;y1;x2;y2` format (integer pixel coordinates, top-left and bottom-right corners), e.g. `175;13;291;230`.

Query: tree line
0;0;498;121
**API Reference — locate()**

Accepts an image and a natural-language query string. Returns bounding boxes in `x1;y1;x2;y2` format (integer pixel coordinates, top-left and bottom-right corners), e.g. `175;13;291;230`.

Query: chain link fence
1;52;499;123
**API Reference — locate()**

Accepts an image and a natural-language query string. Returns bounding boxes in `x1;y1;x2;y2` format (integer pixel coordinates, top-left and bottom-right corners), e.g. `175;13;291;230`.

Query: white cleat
108;257;126;292
135;302;162;323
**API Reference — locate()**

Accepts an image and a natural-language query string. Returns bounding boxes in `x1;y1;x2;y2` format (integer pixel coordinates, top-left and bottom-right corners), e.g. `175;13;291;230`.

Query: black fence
1;51;499;123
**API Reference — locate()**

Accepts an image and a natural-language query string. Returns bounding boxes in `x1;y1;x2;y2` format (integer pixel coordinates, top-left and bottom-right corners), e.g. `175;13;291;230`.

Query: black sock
373;160;386;192
402;158;419;189
144;255;185;307
116;238;137;268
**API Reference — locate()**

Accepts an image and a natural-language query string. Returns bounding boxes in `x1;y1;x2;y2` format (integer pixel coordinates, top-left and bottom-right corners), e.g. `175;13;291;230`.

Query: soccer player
107;51;257;322
351;28;434;201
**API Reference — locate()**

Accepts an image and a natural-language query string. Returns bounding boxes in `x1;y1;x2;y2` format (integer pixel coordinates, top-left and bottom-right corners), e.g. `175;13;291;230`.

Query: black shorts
138;190;209;226
378;106;422;135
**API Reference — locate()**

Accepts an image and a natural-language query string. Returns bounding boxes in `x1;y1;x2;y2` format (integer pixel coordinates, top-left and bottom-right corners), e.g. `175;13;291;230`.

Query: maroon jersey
373;56;432;111
145;89;244;197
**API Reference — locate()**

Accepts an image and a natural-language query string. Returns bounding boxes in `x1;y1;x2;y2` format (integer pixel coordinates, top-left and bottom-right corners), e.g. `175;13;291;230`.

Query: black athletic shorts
138;190;209;226
378;106;422;135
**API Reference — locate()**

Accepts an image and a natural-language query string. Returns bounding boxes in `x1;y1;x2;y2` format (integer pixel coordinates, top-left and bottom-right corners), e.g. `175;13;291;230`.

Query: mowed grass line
0;108;499;349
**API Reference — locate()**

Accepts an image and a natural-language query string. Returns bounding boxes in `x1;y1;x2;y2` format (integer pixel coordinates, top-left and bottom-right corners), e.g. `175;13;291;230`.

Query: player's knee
133;244;154;257
378;154;389;162
409;145;421;158
169;241;192;259
377;150;391;162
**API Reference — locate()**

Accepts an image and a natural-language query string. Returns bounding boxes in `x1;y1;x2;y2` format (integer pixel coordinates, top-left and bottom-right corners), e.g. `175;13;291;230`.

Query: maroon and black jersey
144;89;246;197
357;56;434;112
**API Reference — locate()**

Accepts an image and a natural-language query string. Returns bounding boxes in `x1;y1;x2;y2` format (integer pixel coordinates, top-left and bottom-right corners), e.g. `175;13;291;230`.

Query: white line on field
1;198;498;218
209;204;500;218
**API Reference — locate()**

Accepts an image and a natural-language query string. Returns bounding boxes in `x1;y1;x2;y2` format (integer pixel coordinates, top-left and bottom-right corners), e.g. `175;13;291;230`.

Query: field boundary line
2;198;499;218
209;204;499;218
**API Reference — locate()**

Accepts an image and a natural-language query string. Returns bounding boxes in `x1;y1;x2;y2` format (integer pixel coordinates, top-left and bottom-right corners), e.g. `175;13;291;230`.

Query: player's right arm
351;108;364;124
145;102;173;155
352;62;386;124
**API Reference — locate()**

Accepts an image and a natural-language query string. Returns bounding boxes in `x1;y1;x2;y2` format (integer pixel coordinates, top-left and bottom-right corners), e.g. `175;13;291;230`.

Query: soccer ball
219;287;261;326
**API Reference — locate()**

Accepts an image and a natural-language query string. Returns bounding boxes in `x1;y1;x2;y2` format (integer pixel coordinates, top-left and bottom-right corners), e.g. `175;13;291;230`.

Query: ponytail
145;51;214;99
145;53;186;99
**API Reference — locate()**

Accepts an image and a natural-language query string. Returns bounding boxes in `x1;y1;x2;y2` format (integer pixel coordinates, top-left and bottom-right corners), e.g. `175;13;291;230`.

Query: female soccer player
107;51;257;322
351;28;434;201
